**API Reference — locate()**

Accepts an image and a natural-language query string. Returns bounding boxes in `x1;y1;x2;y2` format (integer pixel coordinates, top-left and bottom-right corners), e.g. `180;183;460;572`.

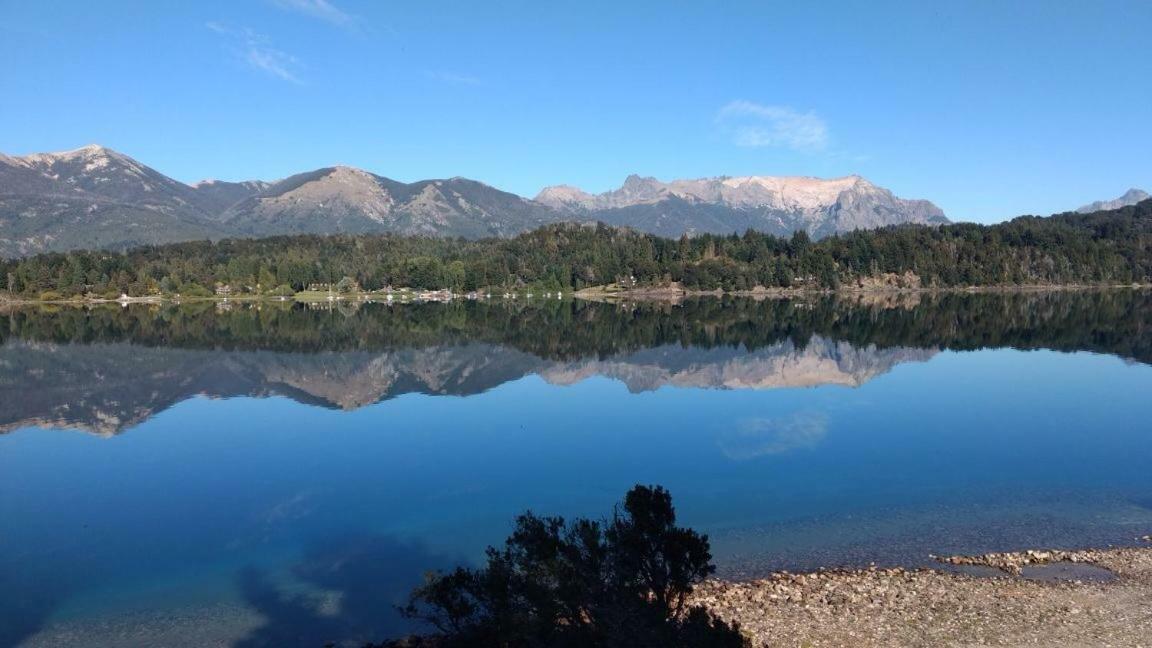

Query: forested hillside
3;201;1149;298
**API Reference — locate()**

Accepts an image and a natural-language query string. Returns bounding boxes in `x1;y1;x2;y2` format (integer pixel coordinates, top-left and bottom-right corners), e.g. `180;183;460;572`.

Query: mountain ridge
537;174;948;239
1;144;948;256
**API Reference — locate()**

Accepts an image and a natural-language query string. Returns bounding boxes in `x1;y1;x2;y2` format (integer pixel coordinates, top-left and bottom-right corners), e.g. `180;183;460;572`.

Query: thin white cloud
717;101;830;152
245;43;301;84
271;0;354;28
207;23;303;84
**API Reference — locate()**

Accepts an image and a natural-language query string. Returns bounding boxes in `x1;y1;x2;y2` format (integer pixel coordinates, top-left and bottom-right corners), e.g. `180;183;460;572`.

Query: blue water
1;298;1151;646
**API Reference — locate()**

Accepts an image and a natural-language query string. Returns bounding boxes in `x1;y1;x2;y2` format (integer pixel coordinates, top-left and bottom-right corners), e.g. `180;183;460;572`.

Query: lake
2;291;1151;646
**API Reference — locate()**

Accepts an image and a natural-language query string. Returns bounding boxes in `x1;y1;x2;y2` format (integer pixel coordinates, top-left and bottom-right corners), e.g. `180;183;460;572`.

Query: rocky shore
694;545;1152;647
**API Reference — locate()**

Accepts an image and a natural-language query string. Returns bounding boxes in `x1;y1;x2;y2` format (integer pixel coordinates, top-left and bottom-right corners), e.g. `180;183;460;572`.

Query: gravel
693;546;1152;647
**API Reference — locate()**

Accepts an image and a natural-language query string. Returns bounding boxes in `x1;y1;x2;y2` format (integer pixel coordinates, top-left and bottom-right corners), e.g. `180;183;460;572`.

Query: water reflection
235;534;458;648
2;291;1152;646
719;411;830;459
0;554;75;647
2;290;1149;436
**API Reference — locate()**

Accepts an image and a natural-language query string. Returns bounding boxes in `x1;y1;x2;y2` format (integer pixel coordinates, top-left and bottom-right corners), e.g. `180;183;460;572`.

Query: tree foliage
396;485;747;648
2;200;1149;297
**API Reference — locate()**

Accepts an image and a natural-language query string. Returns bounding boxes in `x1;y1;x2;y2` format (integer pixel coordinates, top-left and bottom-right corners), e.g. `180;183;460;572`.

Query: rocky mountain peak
617;174;669;203
6;144;206;213
622;174;655;188
534;184;596;210
20;144;132;168
534;173;946;238
1076;188;1150;213
323;165;383;186
73;143;114;156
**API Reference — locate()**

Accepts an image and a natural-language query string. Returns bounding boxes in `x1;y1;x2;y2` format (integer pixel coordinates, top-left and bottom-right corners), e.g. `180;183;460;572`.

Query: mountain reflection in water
1;290;1149;436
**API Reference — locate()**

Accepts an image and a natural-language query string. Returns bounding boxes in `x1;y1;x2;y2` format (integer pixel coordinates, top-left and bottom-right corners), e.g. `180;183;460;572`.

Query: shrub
397;485;748;648
181;283;213;297
336;276;358;293
266;284;296;297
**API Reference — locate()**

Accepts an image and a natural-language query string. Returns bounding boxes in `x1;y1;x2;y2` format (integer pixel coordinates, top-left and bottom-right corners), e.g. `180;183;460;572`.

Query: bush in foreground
383;485;747;648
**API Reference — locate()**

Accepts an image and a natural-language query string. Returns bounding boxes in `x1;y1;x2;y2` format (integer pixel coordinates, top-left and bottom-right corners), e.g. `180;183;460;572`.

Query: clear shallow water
1;293;1151;646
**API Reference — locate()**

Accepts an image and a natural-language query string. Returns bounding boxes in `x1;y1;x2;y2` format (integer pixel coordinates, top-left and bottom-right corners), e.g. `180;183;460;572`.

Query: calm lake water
2;292;1152;646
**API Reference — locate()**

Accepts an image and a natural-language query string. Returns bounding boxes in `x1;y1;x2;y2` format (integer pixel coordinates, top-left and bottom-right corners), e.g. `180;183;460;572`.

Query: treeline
4;290;1150;365
2;200;1150;297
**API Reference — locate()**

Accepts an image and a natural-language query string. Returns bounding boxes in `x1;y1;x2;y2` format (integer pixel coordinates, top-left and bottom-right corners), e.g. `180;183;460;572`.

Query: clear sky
1;0;1149;223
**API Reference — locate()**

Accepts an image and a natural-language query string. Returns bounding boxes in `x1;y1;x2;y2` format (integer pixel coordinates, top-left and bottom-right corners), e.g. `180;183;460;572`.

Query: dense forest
2;200;1150;297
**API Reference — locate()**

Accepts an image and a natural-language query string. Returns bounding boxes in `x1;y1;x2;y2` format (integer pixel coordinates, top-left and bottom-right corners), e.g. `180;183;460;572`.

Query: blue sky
1;0;1149;223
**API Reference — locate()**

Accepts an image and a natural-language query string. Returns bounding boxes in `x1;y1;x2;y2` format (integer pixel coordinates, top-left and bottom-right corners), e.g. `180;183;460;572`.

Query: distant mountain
1;145;949;257
0;146;228;256
1076;188;1149;214
7;144;204;209
0;146;560;256
218;167;555;238
536;175;949;238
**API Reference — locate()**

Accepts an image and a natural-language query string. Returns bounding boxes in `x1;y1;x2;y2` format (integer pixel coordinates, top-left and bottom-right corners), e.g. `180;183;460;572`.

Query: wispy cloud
271;0;355;28
207;22;303;84
716;101;830;152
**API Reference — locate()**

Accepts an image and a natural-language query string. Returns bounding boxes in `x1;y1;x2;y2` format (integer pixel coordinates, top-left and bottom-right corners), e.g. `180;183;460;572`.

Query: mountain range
0;144;953;257
536;174;948;238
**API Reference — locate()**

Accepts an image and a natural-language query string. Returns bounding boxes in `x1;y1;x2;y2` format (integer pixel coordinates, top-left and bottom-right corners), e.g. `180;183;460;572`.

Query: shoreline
574;281;1152;302
17;543;1152;647
1;282;1149;308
